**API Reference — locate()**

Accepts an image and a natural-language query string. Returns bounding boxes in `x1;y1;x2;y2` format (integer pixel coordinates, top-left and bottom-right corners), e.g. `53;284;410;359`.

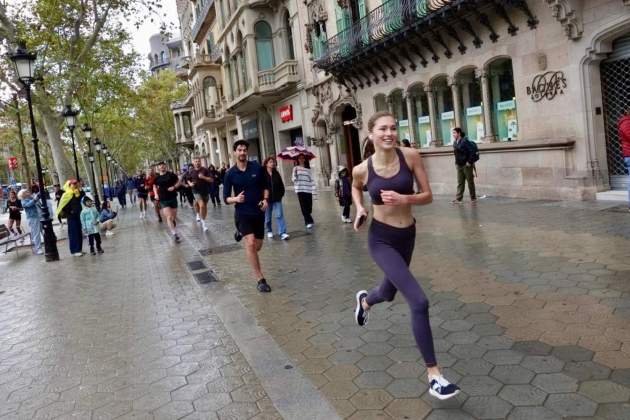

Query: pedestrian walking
263;156;289;240
153;161;182;242
619;108;630;211
99;200;117;236
145;168;162;223
135;170;148;218
116;180;127;209
223;140;271;293
451;127;478;204
18;189;43;254
80;196;104;255
187;157;212;232
208;164;221;207
292;154;316;229
5;189;23;238
351;111;460;400
126;176;137;206
335;166;352;223
56;179;84;256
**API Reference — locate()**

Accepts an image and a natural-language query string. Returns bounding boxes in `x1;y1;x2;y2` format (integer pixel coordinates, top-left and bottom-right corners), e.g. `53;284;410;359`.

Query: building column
173;114;180;141
245;35;258;89
223;64;233;101
450;77;463;129
425;87;441;147
405;93;417;146
479;69;497;142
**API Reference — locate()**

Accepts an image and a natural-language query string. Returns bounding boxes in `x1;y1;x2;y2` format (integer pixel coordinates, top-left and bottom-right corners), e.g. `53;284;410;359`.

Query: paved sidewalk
179;193;630;420
0;210;284;419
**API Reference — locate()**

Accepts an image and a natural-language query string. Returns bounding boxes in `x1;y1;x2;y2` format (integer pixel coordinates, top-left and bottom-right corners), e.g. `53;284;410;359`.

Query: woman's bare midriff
372;204;415;228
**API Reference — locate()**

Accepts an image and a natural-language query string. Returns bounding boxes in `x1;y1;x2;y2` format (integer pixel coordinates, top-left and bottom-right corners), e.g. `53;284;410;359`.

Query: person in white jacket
292;154;315;229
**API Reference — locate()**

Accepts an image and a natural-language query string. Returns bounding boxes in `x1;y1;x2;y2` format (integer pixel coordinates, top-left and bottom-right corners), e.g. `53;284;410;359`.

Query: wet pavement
1;192;630;419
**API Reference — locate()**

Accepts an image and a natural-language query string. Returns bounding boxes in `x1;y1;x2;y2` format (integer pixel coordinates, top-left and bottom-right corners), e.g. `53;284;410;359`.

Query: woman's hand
354;206;368;232
380;190;408;206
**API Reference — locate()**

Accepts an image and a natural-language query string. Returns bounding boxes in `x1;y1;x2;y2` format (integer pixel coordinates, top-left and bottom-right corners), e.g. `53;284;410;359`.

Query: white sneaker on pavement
306;223;314;229
280;233;290;240
72;252;83;257
202;222;209;232
196;214;201;222
267;232;274;239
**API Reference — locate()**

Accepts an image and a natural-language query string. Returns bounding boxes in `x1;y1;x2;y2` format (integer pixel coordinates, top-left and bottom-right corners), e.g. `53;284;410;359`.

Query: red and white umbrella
276;145;316;161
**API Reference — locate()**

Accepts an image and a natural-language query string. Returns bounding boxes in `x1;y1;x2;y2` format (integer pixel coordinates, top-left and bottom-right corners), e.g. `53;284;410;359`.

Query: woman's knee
409;295;430;314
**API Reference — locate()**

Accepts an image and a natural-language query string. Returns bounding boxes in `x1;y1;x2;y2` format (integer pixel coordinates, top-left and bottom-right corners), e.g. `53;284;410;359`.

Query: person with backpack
451;127;478;204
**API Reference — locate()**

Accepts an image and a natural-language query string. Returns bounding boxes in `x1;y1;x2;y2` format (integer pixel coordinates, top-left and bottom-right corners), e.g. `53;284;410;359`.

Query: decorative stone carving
545;0;584;40
337;0;349;9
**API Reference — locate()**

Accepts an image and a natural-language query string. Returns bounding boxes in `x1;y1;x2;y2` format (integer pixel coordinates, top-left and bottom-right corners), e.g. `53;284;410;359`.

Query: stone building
148;34;185;74
302;0;630;200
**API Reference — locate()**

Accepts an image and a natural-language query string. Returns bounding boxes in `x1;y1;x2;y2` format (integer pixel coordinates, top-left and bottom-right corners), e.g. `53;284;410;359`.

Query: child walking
80;196;104;255
335;166;352;223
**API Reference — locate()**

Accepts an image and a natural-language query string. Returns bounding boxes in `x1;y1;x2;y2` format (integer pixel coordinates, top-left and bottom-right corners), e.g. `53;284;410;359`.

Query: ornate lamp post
94;137;106;202
9;46;60;262
62;105;80;180
81;124;100;210
105;150;113;199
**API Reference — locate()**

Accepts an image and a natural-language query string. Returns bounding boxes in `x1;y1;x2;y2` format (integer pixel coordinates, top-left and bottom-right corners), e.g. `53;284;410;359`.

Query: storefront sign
398;119;409;127
7;156;18;170
417;116;430;124
497;100;516;111
441;111;454;121
466;106;482;116
527;71;567;102
279;105;293;123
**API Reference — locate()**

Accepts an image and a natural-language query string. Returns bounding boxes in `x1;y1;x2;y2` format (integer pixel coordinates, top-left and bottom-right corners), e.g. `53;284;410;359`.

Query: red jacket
619;115;630;158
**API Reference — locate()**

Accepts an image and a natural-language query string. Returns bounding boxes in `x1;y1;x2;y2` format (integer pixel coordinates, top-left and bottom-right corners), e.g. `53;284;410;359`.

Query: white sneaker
196;215;201;222
306;223;314;229
72;252;83;257
202;223;209;232
105;231;114;237
267;232;274;239
280;233;290;240
36;249;44;255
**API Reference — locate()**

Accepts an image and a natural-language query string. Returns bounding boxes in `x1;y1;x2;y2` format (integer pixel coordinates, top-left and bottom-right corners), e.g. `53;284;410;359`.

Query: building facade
148;34;185;74
301;0;630;200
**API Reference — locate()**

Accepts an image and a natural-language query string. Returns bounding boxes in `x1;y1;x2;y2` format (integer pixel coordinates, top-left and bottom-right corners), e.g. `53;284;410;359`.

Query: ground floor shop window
489;58;518;141
456;68;484;142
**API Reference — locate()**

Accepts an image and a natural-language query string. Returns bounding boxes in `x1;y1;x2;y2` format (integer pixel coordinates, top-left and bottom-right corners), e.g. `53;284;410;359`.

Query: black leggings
297;192;314;225
365;219;436;367
88;233;102;251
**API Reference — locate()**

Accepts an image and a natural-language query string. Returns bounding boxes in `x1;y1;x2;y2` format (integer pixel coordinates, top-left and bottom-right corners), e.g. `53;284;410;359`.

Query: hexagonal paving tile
551;345;594;362
521;355;564;373
386;362;424;379
596;402;630;420
385;378;424;398
216;401;260;419
321;380;358;400
490;365;535;385
453;358;494;376
511;341;552;356
459;375;503;396
354;371;394;389
563;361;611;381
545;393;598;417
462;396;513;419
356;356;395;372
349;389;393;410
193;392;232;412
484;349;524;365
579;380;630;403
531;372;578;393
499;384;548;406
507;406;562;420
385;398;431;419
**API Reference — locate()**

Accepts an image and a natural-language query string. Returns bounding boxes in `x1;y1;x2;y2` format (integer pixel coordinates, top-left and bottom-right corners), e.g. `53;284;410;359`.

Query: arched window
488;58;518;141
374;94;387;112
285;12;295;60
255;21;275;71
160;51;165;63
203;77;217;114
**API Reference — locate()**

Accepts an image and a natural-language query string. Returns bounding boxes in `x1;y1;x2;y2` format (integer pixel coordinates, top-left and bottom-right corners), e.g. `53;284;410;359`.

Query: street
1;192;630;419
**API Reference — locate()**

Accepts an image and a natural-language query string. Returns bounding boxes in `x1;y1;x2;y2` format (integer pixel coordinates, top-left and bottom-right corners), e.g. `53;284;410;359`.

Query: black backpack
465;138;480;163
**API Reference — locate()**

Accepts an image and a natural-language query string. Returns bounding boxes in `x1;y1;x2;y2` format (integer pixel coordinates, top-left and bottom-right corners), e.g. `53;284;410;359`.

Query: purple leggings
365;219;437;367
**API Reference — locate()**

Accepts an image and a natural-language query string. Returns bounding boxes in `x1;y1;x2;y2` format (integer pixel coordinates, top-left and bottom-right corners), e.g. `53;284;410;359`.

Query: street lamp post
81;124;100;210
62;105;80;180
9;47;60;262
94;137;106;203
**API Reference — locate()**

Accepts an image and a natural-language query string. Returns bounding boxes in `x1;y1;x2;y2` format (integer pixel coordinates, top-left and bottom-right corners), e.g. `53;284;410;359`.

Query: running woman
145;168;162;223
136;170;148;218
5;189;23;237
223;140;271;293
352;111;460;400
153;162;182;242
187;157;212;232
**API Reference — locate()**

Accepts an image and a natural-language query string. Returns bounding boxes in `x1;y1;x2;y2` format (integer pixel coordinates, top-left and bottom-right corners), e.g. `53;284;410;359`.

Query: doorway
601;33;630;190
341;105;362;171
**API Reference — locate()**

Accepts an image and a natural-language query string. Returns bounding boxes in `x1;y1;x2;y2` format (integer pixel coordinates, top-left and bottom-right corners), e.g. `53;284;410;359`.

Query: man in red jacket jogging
619;109;630;210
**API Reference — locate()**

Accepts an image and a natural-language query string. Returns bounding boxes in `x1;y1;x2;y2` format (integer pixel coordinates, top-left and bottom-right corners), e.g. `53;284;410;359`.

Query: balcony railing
314;0;447;67
191;0;215;41
258;60;299;89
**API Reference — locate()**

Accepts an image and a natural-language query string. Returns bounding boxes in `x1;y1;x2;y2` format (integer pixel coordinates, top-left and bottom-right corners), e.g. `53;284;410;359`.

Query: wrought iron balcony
313;0;538;89
191;0;216;43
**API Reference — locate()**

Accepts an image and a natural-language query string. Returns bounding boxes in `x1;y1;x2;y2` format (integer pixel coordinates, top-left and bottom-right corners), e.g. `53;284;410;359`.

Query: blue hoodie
80;197;100;235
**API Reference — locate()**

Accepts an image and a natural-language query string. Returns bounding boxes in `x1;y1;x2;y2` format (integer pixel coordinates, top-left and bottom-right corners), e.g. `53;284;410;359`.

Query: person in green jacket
80;196;104;255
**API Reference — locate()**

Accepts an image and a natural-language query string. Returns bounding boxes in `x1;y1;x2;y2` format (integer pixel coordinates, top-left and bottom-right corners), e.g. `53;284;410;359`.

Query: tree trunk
40;108;74;183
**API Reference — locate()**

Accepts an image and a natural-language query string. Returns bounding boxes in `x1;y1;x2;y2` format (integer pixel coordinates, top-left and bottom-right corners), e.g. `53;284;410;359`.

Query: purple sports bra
367;148;415;205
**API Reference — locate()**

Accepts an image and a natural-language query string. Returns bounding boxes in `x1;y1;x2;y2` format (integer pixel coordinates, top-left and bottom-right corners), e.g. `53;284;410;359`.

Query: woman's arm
351;163;368;230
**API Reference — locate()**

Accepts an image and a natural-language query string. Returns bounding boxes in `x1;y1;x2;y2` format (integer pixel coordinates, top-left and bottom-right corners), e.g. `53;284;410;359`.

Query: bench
0;224;32;256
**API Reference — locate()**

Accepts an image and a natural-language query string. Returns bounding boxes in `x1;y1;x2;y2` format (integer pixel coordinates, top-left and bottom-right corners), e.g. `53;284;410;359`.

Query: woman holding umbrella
292;153;316;229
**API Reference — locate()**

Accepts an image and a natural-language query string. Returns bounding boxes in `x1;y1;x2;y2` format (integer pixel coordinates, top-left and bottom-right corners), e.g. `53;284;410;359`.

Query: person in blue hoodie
99;200;117;236
18;189;43;255
80;196;103;255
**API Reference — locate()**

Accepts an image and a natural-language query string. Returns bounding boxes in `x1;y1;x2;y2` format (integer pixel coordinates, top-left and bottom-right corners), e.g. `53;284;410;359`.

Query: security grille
601;56;630;189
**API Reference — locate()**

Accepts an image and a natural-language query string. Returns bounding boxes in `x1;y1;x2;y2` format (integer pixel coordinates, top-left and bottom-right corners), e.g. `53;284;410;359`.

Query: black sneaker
97;248;104;254
173;233;181;243
234;231;243;242
257;279;271;293
355;290;369;326
90;250;96;256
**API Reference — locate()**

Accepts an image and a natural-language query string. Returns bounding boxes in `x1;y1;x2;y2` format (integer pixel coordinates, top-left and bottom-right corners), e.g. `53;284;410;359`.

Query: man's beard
238;155;247;162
